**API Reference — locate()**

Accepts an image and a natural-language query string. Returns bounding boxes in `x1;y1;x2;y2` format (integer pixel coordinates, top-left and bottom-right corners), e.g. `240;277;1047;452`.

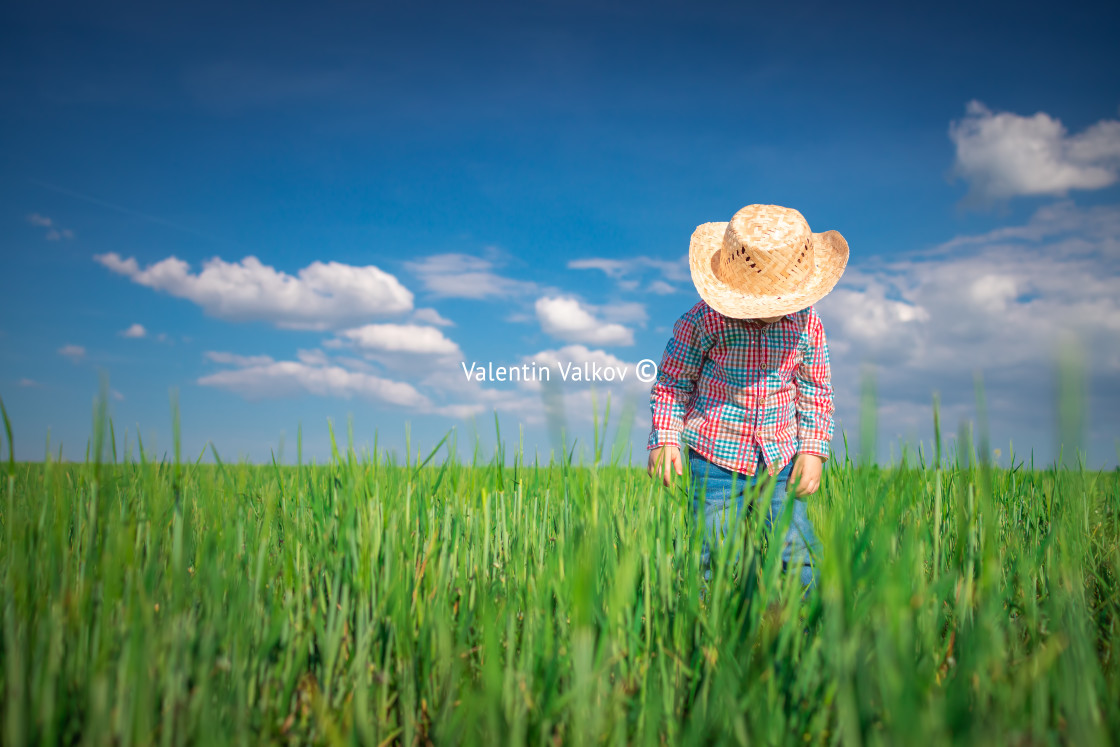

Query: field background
1;391;1118;746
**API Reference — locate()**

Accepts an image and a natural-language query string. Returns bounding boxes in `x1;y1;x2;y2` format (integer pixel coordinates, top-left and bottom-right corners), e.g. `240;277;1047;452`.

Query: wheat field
0;388;1117;746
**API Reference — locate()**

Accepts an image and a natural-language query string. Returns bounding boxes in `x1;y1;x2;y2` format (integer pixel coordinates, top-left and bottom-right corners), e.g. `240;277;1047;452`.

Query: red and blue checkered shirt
648;300;835;477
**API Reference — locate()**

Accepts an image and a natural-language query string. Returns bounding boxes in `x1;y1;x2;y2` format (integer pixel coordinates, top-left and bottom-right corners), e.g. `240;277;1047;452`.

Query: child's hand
790;454;823;497
647;445;683;487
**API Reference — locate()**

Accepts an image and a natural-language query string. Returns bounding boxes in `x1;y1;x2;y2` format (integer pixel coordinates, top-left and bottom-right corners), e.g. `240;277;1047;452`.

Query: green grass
0;392;1118;746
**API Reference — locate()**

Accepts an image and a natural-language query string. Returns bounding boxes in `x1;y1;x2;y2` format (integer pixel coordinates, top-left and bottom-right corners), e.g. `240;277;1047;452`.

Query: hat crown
717;204;813;290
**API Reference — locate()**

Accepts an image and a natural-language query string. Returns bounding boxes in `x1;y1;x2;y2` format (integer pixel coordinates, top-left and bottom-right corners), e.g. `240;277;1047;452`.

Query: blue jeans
688;449;821;590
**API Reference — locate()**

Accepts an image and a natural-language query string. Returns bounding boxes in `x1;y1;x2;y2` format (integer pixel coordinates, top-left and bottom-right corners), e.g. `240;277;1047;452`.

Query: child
646;203;849;593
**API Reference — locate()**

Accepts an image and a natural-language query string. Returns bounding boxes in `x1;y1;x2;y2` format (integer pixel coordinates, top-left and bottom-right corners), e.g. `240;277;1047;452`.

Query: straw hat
688;204;849;318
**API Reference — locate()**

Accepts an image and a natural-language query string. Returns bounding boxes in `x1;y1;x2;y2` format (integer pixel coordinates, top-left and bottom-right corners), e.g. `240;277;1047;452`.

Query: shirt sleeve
795;307;835;460
648;304;708;449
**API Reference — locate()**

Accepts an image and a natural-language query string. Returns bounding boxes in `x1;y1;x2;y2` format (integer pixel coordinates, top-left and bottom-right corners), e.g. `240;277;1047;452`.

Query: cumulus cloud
195;331;653;455
297;348;329;366
95;253;413;330
429;343;650;434
949;100;1120;202
821;272;931;362
199;353;431;407
535;296;635;346
815;200;1120;463
336;323;462;355
198;349;487;418
58;344;85;361
120;323;147;338
521;344;645;388
404;253;537;299
27;213;74;240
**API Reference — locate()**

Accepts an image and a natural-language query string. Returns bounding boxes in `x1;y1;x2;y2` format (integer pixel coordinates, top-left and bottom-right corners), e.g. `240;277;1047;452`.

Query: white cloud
331;355;377;373
949;100;1120;202
568;255;690;293
198;350;487;419
522;344;644;387
535;296;635;346
598;301;648;325
204;351;275;367
95;253;413;330
58;344;85;361
968;274;1019;312
412;307;455;326
336;323;462;355
815;201;1120;462
297;348;329;366
518;345;652;436
933;199;1118;251
198;346;502;419
416;343;650;431
404;253;537;299
111;389;125;401
120;323;147;338
821;276;930;361
567;258;630;278
193;332;654;452
199;355;431;408
27;213;74;240
17;378;41;388
413;363;535;420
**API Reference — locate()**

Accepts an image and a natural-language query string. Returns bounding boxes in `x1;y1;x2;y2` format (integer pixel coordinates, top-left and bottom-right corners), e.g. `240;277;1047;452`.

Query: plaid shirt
648;300;834;477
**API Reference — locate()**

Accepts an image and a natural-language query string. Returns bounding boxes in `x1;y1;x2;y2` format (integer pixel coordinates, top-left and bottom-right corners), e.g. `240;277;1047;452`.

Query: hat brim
688;221;849;318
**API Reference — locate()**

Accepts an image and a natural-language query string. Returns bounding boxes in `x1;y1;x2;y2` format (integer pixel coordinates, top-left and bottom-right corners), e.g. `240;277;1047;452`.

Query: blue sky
2;0;1119;467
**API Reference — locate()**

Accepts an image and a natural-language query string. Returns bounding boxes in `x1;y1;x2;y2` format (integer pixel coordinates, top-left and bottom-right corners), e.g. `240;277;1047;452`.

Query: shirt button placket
754;324;768;472
757;324;775;472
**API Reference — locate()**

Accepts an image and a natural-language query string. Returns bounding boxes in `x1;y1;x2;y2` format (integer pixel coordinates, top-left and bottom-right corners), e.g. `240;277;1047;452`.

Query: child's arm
648;304;708;452
794;307;835;462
